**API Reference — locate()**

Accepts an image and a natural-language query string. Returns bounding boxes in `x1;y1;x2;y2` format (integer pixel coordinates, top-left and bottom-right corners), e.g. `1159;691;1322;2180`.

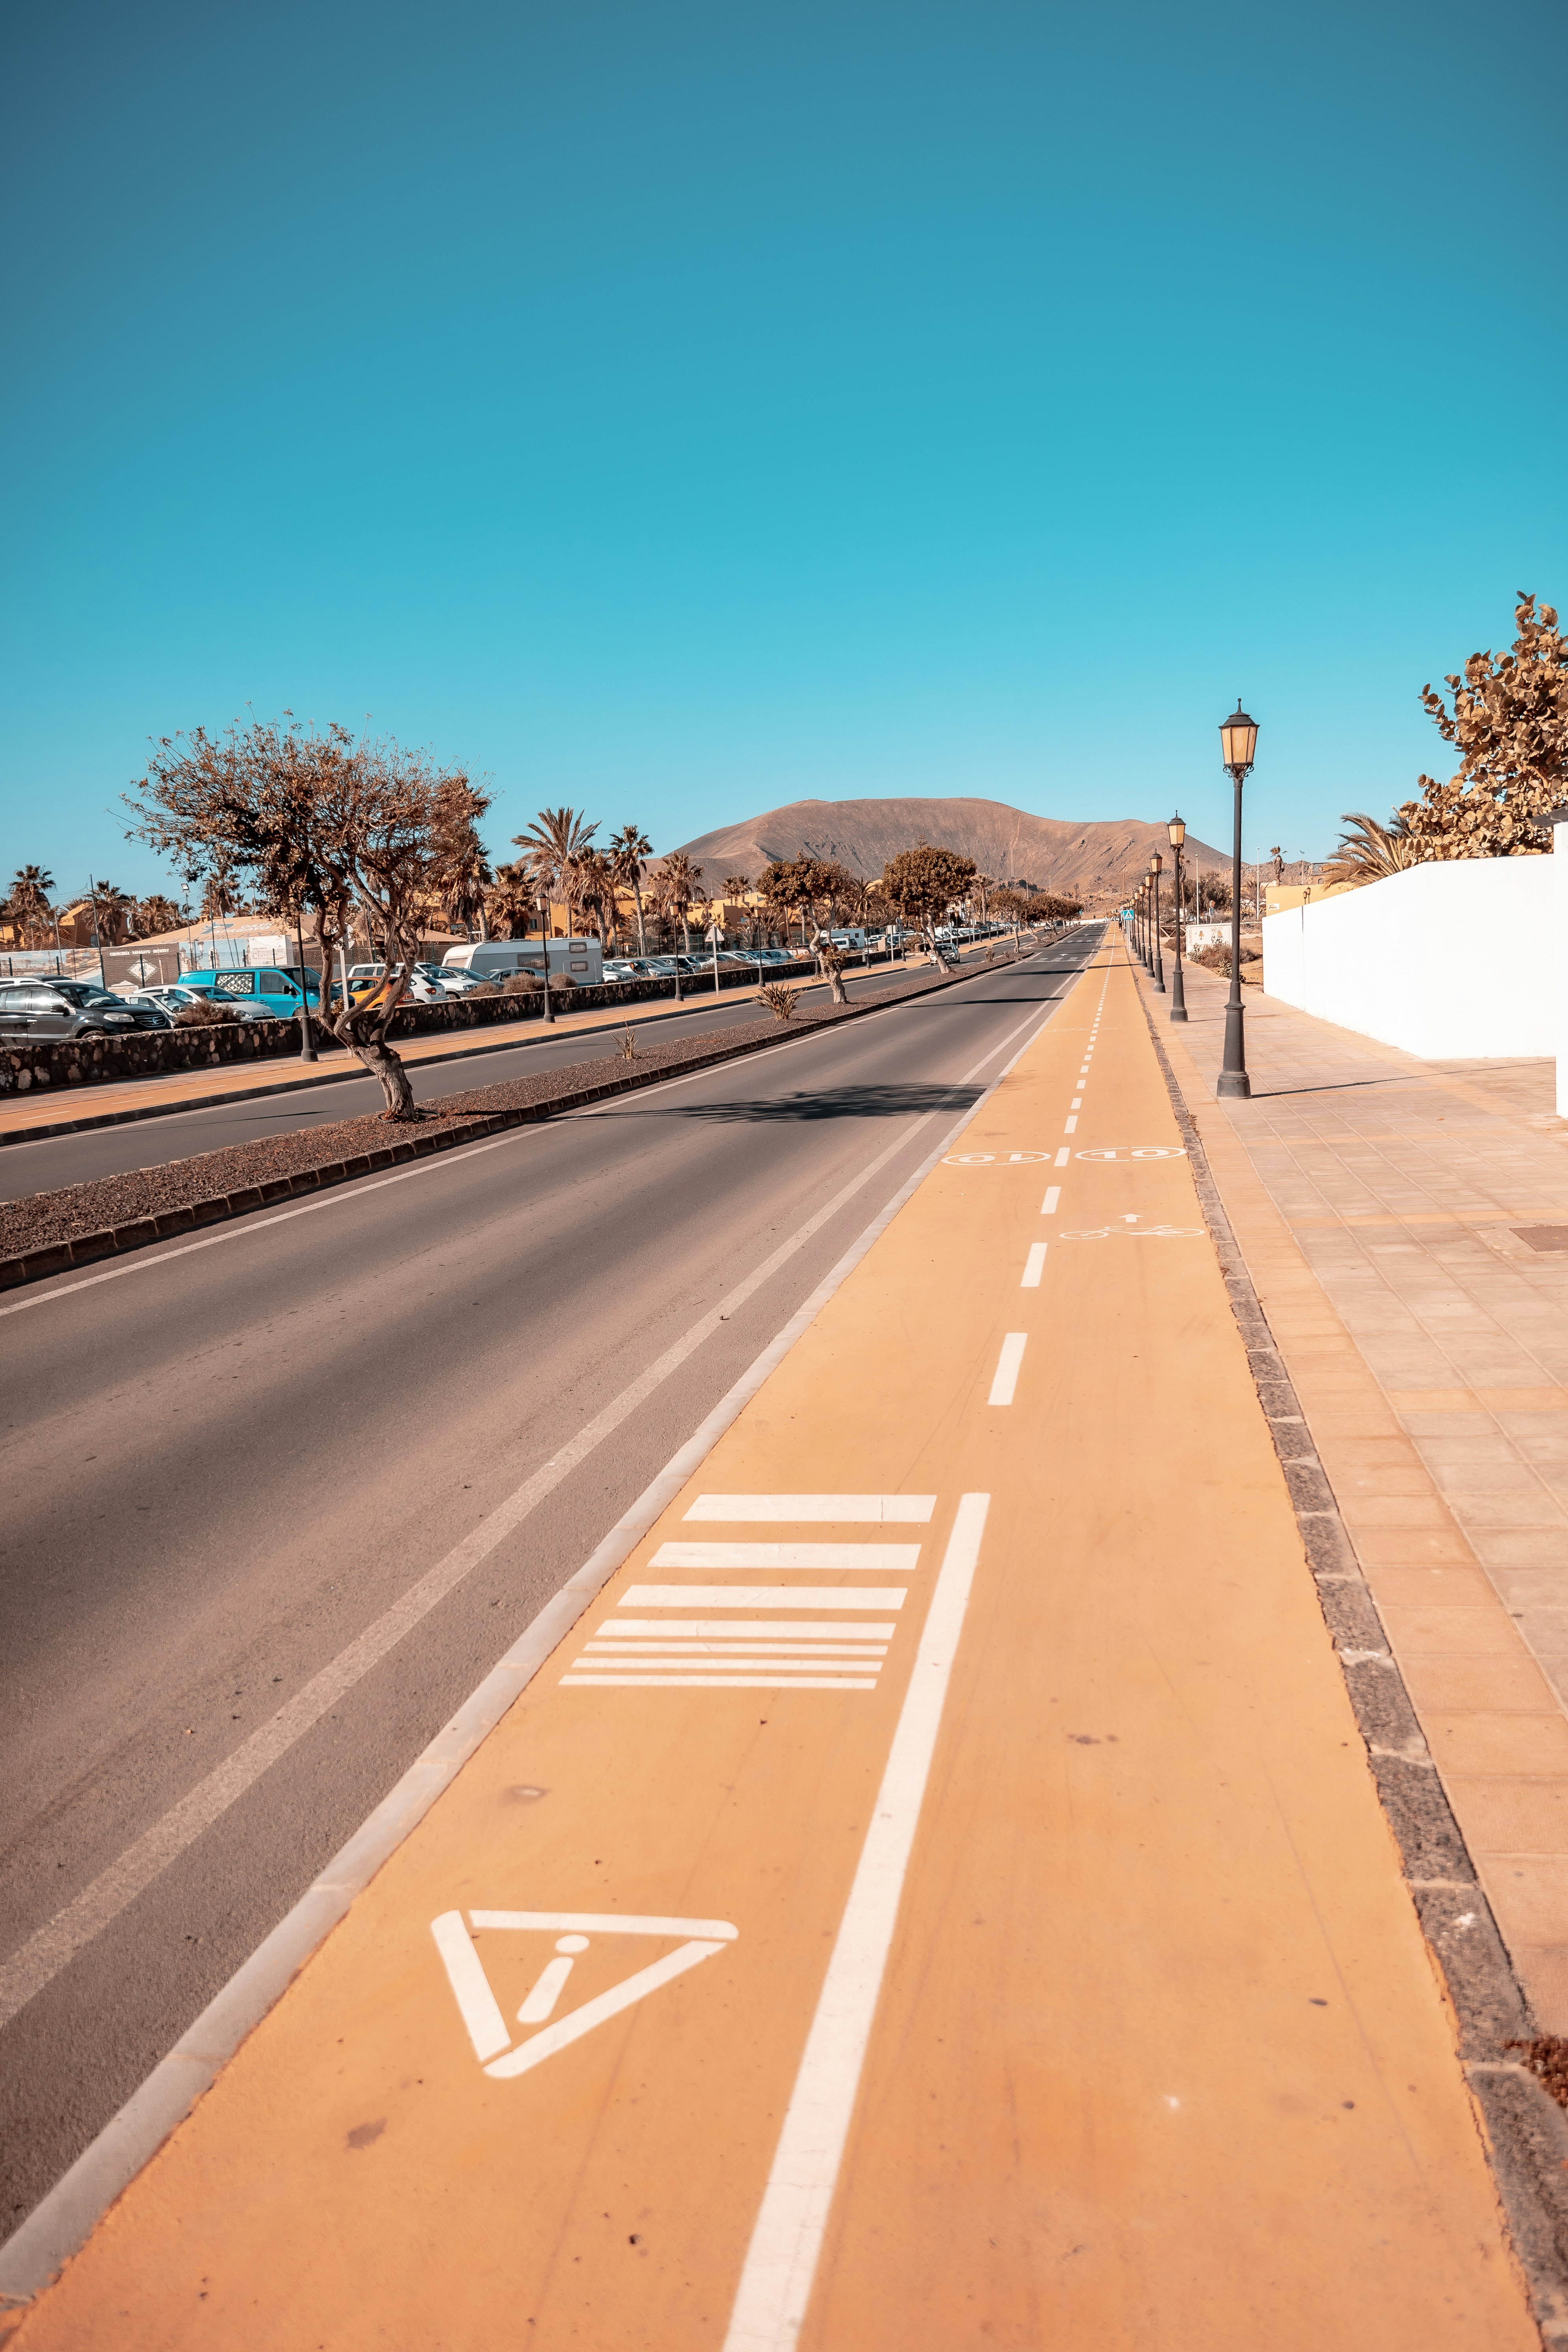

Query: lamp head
1220;700;1258;776
1149;852;1162;875
1167;811;1186;849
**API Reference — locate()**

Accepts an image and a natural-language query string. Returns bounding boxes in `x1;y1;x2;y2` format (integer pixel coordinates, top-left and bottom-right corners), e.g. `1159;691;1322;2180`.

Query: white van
443;938;604;985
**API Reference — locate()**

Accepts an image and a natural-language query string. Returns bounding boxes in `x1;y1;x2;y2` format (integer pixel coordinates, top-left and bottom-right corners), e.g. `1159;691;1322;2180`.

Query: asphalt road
0;931;1101;2239
0;954;966;1200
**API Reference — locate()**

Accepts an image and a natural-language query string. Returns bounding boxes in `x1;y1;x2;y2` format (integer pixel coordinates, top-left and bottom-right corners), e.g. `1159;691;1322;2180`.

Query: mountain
661;796;1226;909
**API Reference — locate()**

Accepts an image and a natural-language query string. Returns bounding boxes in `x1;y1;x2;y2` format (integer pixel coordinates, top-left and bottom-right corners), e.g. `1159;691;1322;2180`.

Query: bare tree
127;716;483;1118
1400;591;1568;857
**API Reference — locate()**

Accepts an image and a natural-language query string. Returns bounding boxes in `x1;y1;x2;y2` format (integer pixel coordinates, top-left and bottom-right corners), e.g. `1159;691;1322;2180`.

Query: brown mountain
662;796;1226;908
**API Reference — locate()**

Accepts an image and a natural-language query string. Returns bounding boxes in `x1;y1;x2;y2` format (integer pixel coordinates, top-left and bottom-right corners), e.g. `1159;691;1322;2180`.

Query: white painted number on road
942;1152;1052;1167
431;1910;738;2081
1074;1146;1187;1160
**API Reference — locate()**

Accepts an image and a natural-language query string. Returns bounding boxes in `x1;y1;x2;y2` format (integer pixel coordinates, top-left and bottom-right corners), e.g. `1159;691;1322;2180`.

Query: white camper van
442;938;604;985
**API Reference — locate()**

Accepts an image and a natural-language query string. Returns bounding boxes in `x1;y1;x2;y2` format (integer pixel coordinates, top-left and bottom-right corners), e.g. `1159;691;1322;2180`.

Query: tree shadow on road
626;1081;985;1124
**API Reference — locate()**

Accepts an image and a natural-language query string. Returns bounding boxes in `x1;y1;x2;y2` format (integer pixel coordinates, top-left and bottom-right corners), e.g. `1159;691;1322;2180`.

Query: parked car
130;984;274;1024
180;965;322;1019
0;979;173;1038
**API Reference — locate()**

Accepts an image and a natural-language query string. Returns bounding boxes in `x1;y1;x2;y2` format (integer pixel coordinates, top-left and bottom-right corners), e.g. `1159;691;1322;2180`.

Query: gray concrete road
0;934;1101;2239
0;954;989;1199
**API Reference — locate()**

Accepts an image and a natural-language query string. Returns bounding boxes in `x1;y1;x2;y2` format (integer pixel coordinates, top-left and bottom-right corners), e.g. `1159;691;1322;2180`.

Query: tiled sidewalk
1147;951;1568;2029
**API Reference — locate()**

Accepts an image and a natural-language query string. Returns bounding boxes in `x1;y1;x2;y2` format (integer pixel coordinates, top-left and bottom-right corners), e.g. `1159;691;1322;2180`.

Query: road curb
1133;972;1568;2347
0;958;1006;1294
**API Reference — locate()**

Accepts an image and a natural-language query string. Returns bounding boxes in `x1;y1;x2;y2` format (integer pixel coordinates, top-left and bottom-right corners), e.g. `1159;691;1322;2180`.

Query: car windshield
50;982;118;1006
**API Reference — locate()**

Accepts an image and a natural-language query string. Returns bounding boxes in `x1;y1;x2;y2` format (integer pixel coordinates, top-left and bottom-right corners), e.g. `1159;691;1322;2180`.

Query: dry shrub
173;998;239;1026
619;1025;638;1062
759;982;801;1022
501;971;541;996
548;973;576;998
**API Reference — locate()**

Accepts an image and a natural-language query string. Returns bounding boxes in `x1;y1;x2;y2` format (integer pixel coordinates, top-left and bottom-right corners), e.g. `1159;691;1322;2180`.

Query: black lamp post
1167;813;1188;1022
537;890;555;1024
1133;884;1143;964
1138;881;1149;968
1149;854;1165;992
1217;699;1258;1098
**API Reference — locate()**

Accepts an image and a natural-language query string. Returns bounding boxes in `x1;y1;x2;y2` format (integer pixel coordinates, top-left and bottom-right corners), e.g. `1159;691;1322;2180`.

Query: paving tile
1474;1857;1568;1950
1314;1437;1427;1470
1429;1471;1562;1505
1505;1948;1568;2034
1362;1567;1506;1608
1378;1604;1528;1655
1443;1778;1568;1853
1387;1390;1481;1414
1399;1653;1559;1712
1352;1528;1482;1567
1399;1413;1497;1438
1415;1436;1529;1466
1337;1494;1453;1529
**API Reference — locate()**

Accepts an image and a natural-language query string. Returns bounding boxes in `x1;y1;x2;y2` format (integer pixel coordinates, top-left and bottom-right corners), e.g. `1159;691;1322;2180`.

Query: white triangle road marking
431;1910;738;2080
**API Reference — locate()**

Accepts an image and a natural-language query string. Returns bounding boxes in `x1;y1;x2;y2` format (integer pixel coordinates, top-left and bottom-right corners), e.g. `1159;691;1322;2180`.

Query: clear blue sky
2;0;1564;899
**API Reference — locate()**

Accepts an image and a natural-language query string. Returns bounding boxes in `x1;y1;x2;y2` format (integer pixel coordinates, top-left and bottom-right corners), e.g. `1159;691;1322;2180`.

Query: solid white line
559;1675;878;1690
0;947;1095;2303
721;1494;991;2352
649;1542;921;1572
1021;1243;1048;1288
988;1333;1028;1405
1041;1187;1060;1215
607;1620;896;1639
683;1496;935;1523
619;1584;908;1611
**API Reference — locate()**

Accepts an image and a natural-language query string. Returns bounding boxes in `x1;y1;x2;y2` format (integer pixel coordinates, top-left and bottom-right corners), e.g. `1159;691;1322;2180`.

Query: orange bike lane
7;936;1536;2350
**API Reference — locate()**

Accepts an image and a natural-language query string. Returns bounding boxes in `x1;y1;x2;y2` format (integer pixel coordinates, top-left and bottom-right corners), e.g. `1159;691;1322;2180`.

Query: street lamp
1166;813;1187;1023
1217;699;1258;1097
1148;854;1165;993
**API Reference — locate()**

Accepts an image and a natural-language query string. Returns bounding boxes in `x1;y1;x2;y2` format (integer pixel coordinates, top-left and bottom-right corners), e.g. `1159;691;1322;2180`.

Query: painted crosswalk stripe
683;1495;935;1523
561;1675;878;1690
650;1542;921;1572
619;1586;909;1610
606;1620;897;1640
988;1333;1028;1406
1021;1244;1047;1288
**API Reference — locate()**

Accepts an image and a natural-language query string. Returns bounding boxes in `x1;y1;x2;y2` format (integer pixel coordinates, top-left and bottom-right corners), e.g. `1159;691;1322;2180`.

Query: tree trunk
828;965;848;1005
345;1024;415;1116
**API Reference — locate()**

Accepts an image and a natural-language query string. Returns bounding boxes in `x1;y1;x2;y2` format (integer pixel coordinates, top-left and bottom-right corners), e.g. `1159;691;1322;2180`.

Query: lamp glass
1220;704;1258;773
1149;853;1161;874
1167;813;1186;848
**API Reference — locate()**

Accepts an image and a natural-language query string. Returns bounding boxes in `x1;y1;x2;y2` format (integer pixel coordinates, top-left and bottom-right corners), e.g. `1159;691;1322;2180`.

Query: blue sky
2;0;1564;898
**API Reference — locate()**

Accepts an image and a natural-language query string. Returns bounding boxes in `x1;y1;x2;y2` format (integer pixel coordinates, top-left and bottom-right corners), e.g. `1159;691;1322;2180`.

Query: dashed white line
1041;1186;1060;1215
1021;1244;1048;1288
988;1333;1028;1405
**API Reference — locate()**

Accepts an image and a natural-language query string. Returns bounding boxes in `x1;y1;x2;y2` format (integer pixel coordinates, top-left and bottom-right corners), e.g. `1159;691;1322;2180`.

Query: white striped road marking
721;1495;991;2352
607;1621;897;1639
1064;1114;1078;1132
650;1542;921;1573
684;1496;935;1523
1054;1147;1069;1167
562;1675;878;1690
1071;1096;1083;1108
988;1333;1028;1405
582;1645;887;1658
619;1586;909;1610
1041;1187;1060;1214
1021;1244;1048;1288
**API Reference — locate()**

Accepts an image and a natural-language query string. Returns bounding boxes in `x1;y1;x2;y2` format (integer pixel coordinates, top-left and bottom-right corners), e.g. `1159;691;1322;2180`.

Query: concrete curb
0;957;1009;1294
1133;974;1568;2348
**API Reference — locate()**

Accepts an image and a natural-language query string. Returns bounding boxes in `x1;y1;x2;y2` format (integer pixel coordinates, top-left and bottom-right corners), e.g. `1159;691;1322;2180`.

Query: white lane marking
561;1675;877;1690
684;1496;935;1523
1054;1147;1069;1167
650;1542;921;1572
608;1620;896;1639
1041;1187;1060;1215
583;1643;887;1658
721;1495;991;2352
620;1585;908;1610
988;1333;1028;1405
469;1910;740;1939
1070;1096;1083;1109
1021;1243;1048;1288
1063;1114;1078;1133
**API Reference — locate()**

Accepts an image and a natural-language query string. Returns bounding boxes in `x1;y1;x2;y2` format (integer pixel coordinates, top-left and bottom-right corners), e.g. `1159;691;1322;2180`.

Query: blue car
180;965;322;1019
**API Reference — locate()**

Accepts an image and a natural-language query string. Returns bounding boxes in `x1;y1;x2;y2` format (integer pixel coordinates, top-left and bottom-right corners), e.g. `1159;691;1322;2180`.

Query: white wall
1262;856;1555;1060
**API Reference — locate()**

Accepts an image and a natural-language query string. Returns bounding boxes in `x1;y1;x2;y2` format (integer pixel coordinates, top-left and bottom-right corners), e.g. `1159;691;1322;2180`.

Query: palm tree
654;852;702;953
609;824;653;957
573;847;618;945
513;807;597;938
1319;810;1422;889
6;864;55;946
724;872;755;947
485;859;536;939
90;878;135;943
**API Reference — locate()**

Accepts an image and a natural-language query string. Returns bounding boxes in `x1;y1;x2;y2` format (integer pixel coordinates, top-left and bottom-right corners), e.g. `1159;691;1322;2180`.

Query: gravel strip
0;969;981;1262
